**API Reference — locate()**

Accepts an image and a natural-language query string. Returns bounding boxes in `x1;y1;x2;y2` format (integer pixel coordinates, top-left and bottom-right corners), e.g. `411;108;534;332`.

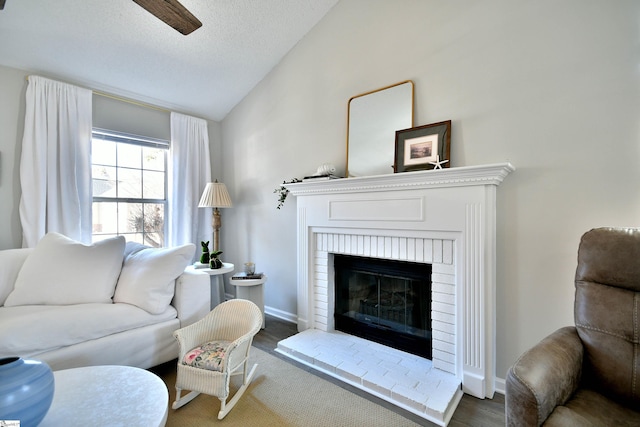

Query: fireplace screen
334;254;432;359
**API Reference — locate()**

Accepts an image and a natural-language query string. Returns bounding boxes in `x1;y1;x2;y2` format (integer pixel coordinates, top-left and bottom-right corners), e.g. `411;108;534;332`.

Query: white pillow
124;241;147;258
114;244;195;314
5;233;125;306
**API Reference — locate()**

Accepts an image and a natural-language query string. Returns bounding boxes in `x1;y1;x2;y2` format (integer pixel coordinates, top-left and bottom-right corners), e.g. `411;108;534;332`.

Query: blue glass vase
0;357;55;427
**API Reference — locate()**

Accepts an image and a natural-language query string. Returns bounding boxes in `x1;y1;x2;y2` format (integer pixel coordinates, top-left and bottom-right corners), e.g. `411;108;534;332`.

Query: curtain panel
19;76;93;247
168;112;212;249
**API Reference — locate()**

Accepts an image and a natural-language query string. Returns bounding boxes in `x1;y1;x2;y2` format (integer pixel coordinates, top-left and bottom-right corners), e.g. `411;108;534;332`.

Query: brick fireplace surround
276;164;513;426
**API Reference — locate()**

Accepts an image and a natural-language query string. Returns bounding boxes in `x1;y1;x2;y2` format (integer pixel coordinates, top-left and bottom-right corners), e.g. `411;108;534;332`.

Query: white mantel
286;163;514;195
284;163;514;402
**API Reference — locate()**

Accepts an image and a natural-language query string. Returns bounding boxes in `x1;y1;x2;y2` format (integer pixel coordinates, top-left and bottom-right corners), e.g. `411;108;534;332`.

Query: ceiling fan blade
132;0;202;35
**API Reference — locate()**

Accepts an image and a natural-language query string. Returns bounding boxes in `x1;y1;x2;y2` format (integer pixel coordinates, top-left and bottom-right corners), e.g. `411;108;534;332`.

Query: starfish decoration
428;155;449;170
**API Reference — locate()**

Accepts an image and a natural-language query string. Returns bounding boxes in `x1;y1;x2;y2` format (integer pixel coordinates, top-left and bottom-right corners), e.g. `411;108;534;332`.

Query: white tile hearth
276;329;462;426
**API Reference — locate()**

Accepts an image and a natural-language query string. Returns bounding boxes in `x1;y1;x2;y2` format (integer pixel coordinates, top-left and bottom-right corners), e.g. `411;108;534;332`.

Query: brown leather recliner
506;227;640;426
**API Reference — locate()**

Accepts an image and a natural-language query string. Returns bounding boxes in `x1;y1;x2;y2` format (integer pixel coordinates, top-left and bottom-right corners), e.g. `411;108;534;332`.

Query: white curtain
19;76;93;247
168;112;212;248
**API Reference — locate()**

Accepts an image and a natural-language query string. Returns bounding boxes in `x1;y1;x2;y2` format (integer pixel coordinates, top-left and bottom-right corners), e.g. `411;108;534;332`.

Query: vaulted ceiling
0;0;339;121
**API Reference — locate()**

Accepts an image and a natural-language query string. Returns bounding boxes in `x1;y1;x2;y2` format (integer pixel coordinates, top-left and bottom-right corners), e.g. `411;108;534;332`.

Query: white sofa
0;232;211;371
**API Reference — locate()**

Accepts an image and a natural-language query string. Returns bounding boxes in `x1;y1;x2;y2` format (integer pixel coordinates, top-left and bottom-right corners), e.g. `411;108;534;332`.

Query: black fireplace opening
334;254;432;359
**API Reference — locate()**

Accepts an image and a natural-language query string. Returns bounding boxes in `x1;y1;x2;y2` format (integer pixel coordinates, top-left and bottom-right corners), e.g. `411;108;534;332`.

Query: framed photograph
394;120;451;173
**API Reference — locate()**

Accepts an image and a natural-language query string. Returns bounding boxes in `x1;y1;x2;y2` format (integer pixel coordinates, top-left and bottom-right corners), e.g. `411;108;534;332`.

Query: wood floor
253;314;505;427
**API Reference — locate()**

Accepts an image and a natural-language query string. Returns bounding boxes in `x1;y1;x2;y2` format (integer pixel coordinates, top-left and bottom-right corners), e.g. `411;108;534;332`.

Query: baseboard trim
265;305;297;324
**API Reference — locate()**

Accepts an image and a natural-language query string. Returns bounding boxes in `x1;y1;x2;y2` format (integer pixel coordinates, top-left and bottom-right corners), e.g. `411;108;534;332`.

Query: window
91;129;168;247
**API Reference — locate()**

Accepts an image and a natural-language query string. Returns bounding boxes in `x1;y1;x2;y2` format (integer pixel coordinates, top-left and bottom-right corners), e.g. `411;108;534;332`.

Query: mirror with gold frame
346;81;414;177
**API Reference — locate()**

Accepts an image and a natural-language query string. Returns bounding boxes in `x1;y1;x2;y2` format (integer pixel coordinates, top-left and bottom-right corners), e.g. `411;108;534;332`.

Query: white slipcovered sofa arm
172;268;210;328
0;248;33;306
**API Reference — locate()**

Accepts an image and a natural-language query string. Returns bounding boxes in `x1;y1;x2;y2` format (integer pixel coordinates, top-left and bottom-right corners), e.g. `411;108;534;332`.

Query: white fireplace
277;163;513;424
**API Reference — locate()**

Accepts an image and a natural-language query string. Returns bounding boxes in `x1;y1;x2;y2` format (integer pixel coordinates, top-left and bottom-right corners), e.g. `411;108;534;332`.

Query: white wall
221;0;640;380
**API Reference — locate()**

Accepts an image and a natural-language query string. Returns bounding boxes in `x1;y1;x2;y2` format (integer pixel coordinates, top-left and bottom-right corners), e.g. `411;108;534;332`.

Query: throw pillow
114;243;195;314
124;241;147;258
4;233;125;306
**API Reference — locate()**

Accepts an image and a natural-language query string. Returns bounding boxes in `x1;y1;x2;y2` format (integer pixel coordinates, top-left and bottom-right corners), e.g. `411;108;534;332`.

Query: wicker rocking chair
172;299;263;419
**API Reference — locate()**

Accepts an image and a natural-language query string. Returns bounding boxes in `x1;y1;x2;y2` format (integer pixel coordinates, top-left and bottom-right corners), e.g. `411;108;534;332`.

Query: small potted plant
199;241;210;264
209;250;223;269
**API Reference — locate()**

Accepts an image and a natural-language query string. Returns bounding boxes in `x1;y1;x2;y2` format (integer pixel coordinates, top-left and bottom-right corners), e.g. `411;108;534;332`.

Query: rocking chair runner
172;299;263;419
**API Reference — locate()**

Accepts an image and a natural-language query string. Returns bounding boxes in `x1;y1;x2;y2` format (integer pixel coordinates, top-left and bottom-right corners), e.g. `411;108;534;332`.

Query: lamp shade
198;181;232;208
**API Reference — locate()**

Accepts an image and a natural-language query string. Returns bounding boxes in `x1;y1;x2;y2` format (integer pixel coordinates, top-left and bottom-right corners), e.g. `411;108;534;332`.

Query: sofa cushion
4;233;125;307
0;303;177;358
114;244;195;314
545;388;640;426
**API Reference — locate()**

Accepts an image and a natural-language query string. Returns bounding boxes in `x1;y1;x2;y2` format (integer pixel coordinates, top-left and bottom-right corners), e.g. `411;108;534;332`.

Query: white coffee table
39;365;168;427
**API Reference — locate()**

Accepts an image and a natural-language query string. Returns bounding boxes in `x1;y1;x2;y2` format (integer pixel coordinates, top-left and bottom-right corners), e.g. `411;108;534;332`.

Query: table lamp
198;180;232;252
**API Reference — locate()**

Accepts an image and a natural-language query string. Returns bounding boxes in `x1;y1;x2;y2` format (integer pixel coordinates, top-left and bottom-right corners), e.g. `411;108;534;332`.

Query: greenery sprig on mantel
274;178;302;209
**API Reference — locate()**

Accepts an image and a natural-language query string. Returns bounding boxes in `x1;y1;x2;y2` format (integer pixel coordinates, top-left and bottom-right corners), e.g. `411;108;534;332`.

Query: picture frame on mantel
394;120;451;173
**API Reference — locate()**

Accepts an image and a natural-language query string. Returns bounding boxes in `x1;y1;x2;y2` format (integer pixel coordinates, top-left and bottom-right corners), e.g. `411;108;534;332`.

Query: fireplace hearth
334;254;432;359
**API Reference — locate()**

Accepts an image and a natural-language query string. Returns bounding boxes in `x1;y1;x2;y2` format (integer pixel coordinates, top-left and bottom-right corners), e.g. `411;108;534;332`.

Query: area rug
159;347;423;426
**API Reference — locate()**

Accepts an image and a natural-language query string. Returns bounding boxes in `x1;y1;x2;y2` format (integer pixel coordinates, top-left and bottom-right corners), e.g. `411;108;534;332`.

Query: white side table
186;262;234;310
230;275;267;328
40;365;168;427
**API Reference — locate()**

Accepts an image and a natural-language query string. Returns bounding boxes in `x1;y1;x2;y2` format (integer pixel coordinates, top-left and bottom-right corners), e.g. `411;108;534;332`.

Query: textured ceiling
0;0;338;121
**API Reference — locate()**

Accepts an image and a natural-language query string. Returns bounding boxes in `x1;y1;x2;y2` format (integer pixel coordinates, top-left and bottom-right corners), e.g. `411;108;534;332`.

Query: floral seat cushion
182;340;232;372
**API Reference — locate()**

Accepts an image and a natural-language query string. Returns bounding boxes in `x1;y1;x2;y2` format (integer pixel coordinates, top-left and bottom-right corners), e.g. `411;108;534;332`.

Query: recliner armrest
172;268;211;328
506;326;583;426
